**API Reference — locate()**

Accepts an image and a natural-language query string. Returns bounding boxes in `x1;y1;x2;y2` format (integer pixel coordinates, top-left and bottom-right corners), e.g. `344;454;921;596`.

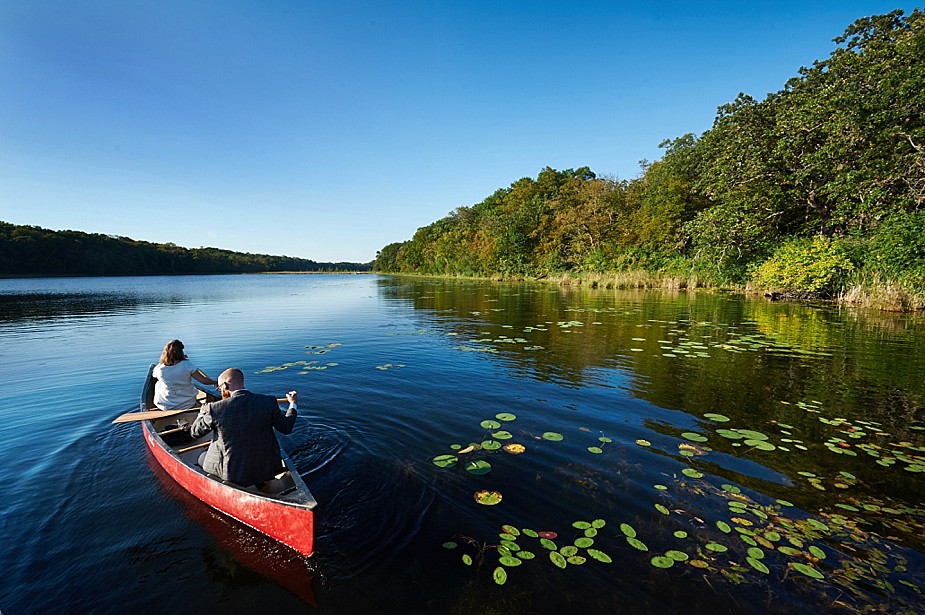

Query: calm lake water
1;274;924;614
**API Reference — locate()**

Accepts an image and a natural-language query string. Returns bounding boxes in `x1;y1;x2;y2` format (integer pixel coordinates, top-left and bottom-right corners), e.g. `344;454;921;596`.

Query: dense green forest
374;9;925;310
0;221;371;276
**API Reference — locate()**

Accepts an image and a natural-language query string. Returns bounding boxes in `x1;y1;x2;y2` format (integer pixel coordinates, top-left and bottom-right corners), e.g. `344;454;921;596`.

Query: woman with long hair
152;340;217;410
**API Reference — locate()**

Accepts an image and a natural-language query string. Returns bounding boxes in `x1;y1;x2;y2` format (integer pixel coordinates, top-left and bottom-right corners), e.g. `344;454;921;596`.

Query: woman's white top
153;359;199;410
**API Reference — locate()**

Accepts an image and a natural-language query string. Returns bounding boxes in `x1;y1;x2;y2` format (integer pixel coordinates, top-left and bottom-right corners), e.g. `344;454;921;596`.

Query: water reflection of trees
378;277;925;434
381;277;925;554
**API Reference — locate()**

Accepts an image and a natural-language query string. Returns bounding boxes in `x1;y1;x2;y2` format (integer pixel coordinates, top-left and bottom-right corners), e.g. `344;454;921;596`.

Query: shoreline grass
376;270;925;313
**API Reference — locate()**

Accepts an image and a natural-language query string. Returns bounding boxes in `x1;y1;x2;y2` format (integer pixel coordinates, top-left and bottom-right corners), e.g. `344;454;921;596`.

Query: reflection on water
148;453;318;606
1;274;924;614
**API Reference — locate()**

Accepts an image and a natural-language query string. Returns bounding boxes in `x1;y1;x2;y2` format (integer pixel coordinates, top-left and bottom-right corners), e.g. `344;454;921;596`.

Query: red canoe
138;365;317;557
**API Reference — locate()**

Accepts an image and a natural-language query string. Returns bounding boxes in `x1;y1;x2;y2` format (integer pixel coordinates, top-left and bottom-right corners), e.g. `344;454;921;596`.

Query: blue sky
1;1;919;263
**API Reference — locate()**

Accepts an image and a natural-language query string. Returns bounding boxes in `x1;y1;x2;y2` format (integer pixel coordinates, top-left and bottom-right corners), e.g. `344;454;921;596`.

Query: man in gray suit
190;367;298;486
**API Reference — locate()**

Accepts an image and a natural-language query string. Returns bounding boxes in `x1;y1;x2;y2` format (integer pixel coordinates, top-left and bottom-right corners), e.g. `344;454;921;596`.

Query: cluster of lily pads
432;411;524;504
432;412;584;504
443;519;612;586
662;398;925;480
440;468;920;609
419;302;922;608
255;343;341;375
784;398;925;473
630;319;835;360
254;359;338;375
430;400;922;609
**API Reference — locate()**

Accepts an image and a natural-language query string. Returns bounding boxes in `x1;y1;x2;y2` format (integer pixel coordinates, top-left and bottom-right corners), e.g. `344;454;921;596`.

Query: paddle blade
112;407;198;424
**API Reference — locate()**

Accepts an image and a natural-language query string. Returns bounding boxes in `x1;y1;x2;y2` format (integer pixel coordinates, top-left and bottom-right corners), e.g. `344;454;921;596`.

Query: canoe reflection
147;451;317;606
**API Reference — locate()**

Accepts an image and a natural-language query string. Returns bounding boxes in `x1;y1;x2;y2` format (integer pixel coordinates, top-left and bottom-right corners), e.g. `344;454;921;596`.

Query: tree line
0;221;372;276
374;10;925;308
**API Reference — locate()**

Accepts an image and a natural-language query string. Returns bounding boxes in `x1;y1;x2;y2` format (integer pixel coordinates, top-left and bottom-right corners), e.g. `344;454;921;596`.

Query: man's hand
286;390;298;405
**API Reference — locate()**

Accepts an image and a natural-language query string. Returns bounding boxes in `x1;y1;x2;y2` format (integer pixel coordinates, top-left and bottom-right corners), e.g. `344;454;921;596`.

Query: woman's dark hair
160;340;188;366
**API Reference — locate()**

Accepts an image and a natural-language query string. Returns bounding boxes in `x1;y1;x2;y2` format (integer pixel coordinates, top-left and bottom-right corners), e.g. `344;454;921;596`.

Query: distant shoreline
0;270;375;280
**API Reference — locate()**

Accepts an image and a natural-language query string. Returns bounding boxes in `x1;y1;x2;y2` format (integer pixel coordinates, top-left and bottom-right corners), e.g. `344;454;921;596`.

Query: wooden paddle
112;398;291;424
112;407;198;423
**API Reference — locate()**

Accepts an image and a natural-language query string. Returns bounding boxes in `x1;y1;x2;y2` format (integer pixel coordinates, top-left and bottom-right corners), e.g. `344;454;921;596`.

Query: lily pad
462;554;472;566
651;555;675;568
747;557;770;574
705;543;727;552
432;454;458;468
574;537;594;549
481;440;502;451
496;412;517;421
550;552;567;568
542;432;564;441
588;446;603;454
492;430;513;440
474;490;502;505
481;419;502;430
681;468;704;479
627;537;648;551
689;559;710;568
493;566;507;585
681;432;709;443
587;549;612;563
620;523;637;538
790;562;824;579
540;538;558;550
636;439;651;447
735;429;769;441
703;413;731;422
498;541;518;554
665;550;688;561
501;524;520;536
465;460;492;475
499;556;522;567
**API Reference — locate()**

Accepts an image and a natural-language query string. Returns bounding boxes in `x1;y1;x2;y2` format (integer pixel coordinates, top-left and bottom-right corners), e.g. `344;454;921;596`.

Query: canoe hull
142;421;315;557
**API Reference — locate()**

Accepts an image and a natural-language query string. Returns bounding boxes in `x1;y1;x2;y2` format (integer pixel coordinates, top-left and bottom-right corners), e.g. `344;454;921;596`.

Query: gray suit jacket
190;390;297;486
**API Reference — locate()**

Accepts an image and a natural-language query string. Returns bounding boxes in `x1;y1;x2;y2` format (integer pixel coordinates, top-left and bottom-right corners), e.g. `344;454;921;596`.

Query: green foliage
373;9;925;300
866;210;925;279
752;237;855;295
0;221;369;276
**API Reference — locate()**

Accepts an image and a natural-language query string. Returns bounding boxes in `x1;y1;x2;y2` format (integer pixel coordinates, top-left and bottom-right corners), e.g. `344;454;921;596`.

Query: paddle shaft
157;425;188;436
177;440;212;454
112;397;292;424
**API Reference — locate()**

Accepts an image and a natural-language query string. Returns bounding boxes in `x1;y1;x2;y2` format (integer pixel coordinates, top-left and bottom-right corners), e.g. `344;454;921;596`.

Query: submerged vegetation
374;10;925;310
0;221;372;276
